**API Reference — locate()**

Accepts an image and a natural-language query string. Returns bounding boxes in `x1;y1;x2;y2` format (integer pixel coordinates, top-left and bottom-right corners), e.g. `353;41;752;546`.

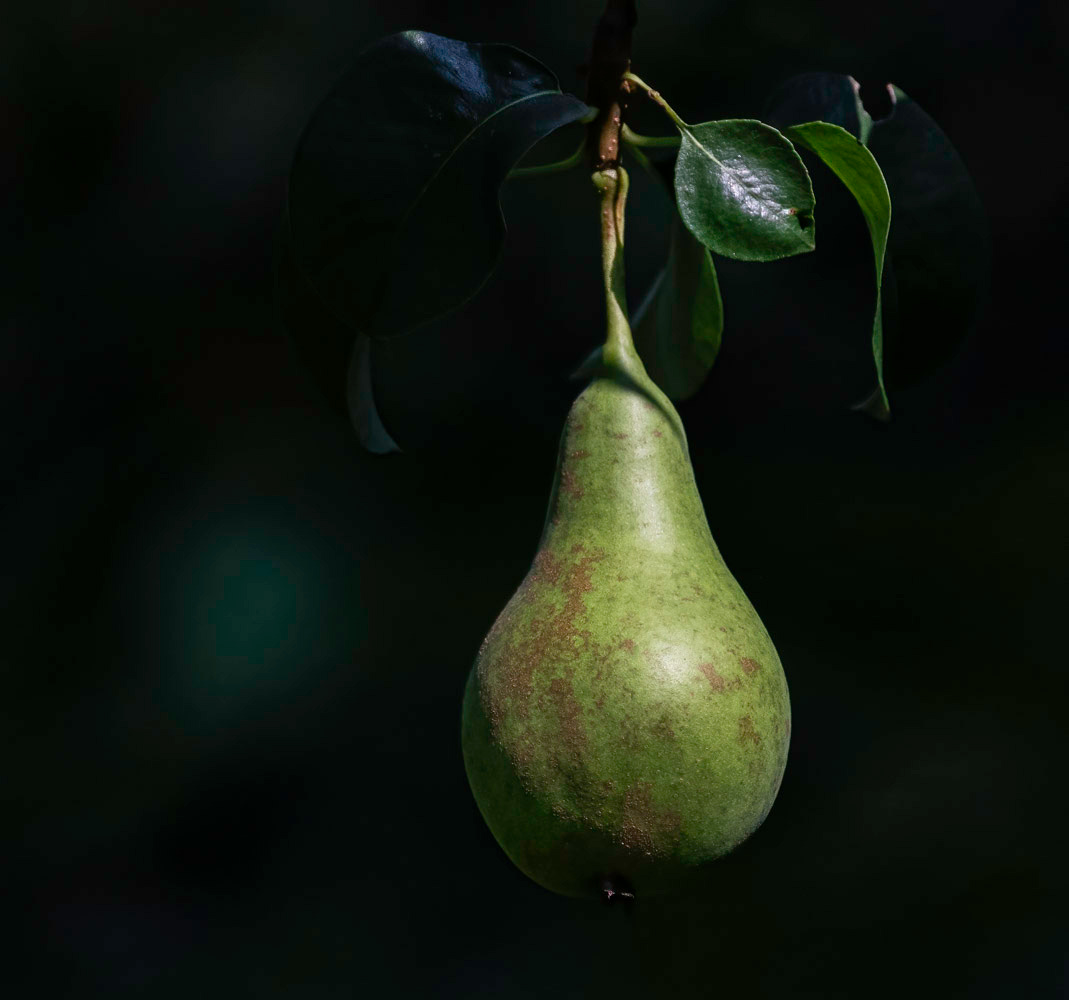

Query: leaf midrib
397;88;575;238
682;122;796;214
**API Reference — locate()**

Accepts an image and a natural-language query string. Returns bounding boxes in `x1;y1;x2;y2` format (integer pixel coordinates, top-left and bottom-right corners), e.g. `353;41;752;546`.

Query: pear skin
462;352;790;899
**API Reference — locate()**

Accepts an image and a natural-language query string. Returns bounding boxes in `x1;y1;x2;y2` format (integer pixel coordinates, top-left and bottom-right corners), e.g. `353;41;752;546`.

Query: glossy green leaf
288;31;590;339
787;121;891;415
674;119;816;261
633;211;723;400
276;210;399;452
867;86;989;389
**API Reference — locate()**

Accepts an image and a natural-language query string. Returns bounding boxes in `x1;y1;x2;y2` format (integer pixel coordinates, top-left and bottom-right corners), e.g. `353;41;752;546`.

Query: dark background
5;1;1067;995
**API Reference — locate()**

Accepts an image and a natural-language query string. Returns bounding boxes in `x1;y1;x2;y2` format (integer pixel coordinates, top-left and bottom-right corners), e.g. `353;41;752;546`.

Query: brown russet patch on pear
617;781;683;856
620;638;635;652
570;449;591;460
738;715;761;747
531;550;563;585
514;735;535;770
653;430;663;438
484;543;604;752
610;431;629;439
547;672;586;761
560;467;584;500
698;662;742;694
480;610;539;729
698;662;725;692
740;657;761;675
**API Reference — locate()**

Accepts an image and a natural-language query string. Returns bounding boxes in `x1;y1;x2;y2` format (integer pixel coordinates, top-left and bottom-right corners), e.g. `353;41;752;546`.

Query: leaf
276;209;399;451
867;86;989;389
288;31;590;339
633;211;723;400
674;119;816;261
347;335;400;454
763;72;871;144
764;74;988;398
787;121;892;412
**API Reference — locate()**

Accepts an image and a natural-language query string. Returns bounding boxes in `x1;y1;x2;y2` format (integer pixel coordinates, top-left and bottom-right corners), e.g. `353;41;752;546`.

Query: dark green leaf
633;211;723;399
787;121;891;412
764;75;988;400
288;31;590;339
674;119;816;261
867;86;989;389
763;72;871;144
347;335;400;454
276;210;399;451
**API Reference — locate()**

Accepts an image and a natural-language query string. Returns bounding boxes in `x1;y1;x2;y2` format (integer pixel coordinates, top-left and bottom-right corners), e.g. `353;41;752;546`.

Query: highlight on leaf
674;120;817;261
623;72;816;262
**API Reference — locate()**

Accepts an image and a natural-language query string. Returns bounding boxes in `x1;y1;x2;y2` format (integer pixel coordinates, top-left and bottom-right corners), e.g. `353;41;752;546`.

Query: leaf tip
851;385;891;422
348;335;402;454
362;433;403;456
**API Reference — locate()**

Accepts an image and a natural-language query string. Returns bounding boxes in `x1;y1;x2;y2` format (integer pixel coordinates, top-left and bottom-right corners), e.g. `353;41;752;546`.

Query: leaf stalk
507;136;588;179
623;72;688;131
621;124;681;148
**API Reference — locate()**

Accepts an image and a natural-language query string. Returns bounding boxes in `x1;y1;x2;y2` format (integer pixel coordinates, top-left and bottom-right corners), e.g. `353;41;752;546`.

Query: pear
461;169;790;899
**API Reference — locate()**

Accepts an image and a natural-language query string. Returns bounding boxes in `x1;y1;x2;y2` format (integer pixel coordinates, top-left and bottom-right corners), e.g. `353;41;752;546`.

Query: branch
584;0;637;171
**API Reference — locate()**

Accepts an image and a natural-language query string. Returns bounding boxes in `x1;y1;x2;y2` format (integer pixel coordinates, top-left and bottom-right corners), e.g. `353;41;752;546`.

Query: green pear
461;334;790;898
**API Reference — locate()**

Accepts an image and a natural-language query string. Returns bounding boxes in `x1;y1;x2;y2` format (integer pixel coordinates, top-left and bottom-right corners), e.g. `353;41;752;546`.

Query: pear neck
589;166;688;449
593;167;642;381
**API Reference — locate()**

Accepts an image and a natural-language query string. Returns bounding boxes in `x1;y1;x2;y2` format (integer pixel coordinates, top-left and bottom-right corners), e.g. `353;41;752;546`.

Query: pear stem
593;167;635;366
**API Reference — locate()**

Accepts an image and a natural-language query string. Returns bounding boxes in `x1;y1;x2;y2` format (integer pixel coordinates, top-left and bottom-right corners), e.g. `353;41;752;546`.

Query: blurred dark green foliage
4;1;1066;996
